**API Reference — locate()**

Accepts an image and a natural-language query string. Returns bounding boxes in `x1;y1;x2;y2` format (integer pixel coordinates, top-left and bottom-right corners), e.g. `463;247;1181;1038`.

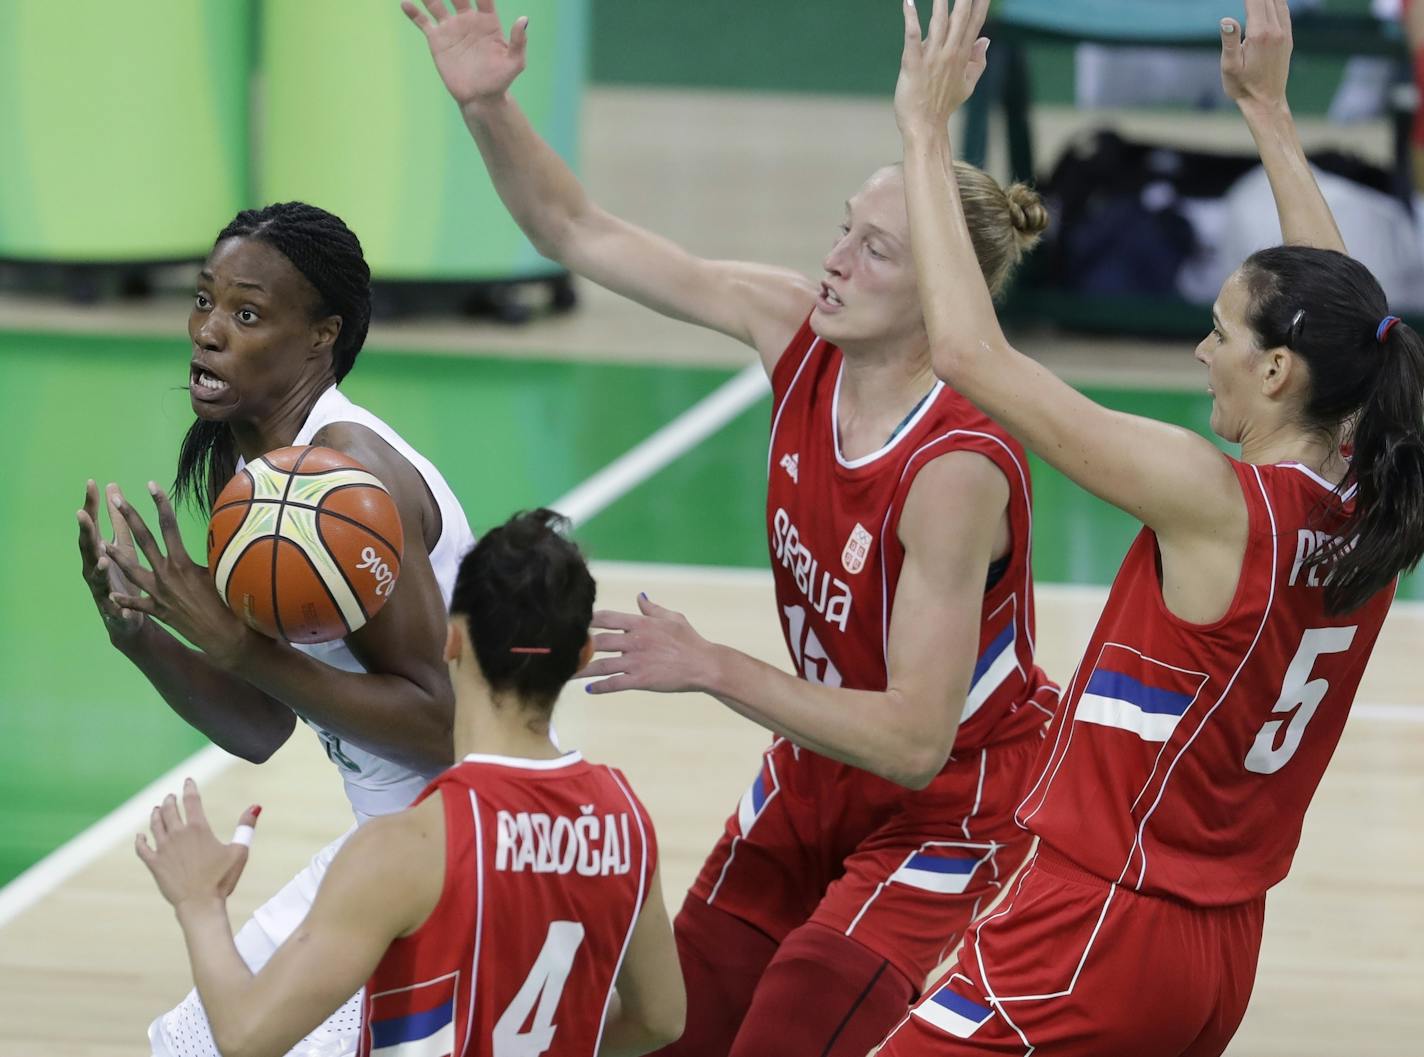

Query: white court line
0;363;772;932
0;744;232;929
551;364;769;527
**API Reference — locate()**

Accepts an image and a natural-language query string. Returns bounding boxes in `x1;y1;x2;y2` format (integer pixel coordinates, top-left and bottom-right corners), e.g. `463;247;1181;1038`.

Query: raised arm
401;0;815;372
584;452;1007;789
599;867;685;1057
893;0;1243;550
1222;0;1345;251
103;426;457;773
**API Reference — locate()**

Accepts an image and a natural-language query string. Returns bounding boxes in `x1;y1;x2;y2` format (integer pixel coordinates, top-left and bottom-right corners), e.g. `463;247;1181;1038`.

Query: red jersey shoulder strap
769;315;826;403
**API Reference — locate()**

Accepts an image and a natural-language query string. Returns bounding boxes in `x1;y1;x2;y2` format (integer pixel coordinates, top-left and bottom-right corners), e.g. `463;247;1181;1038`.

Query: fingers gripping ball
207;446;404;644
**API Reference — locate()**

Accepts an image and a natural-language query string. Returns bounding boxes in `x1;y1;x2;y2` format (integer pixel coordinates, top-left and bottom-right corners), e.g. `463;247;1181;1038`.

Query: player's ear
577;635;595;671
444;621;462;665
310;314;342;360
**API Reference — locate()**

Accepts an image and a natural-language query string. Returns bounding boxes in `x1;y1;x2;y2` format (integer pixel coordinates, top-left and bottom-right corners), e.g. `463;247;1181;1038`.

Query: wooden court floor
1;564;1420;1056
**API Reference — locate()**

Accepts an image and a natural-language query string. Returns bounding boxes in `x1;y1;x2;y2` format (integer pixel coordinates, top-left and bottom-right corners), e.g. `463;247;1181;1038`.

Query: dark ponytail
450;509;596;712
1242;246;1424;612
174;202;372;511
1341;321;1424;610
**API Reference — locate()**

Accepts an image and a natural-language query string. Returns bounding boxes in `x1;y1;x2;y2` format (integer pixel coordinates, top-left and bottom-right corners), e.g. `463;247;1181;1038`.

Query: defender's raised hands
402;0;530;111
895;0;993;138
1221;0;1294;109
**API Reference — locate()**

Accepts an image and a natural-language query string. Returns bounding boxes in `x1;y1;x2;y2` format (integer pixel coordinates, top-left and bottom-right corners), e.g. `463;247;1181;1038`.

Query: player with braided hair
75;201;475;1057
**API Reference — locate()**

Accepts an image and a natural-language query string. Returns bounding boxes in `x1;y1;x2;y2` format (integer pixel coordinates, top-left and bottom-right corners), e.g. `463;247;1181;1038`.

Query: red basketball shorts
688;730;1045;989
876;846;1266;1057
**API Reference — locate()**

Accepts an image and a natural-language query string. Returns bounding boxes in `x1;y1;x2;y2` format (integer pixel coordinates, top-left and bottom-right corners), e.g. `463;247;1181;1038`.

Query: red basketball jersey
1017;459;1394;904
766;318;1056;756
357;752;656;1057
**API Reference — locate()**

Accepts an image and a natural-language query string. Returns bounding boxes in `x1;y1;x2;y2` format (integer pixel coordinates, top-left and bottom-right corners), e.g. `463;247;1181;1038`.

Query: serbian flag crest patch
367;972;458;1057
1075;644;1209;744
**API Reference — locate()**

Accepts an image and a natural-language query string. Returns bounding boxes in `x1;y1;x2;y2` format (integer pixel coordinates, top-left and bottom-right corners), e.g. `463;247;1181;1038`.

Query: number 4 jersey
1016;458;1395;904
357;752;656;1057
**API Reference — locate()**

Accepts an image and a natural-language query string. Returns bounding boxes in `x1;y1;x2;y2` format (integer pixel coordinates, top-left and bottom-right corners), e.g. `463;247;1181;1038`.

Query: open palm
402;0;529;109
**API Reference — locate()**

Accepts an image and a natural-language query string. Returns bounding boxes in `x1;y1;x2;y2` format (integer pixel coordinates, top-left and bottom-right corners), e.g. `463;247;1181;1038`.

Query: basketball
207;446;405;644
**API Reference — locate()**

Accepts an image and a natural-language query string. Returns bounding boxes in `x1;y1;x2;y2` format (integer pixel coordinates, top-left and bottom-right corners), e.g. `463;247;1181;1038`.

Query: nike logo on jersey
771;507;852;632
1288;528;1355;588
495;807;633;877
780;452;799;483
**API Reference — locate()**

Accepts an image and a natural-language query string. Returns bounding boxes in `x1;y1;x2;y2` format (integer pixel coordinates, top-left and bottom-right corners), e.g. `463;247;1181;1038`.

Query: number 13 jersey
1016;458;1394;904
358;752;656;1057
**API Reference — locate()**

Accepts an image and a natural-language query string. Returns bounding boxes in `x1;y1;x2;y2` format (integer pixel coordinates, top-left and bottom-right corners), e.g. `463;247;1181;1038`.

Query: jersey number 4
493;920;586;1057
1244;625;1357;775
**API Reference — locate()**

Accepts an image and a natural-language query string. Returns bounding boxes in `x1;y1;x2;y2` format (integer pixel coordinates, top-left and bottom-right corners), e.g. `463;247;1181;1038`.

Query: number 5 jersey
1015;457;1394;904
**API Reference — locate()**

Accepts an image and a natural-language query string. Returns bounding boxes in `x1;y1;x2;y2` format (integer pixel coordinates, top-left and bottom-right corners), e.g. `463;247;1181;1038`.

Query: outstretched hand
402;0;530;111
1220;0;1293;109
895;0;992;139
101;482;250;667
580;594;716;695
136;778;260;910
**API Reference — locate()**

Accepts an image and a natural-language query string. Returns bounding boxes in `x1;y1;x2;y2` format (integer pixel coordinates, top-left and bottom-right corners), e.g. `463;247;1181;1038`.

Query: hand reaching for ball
77;480;146;642
98;481;251;668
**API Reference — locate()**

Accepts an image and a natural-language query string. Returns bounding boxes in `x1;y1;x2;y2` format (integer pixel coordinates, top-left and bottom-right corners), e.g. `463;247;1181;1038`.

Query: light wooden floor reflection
1;564;1419;1056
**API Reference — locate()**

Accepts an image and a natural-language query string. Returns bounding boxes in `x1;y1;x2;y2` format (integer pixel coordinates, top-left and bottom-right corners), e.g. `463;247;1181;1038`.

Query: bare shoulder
720;263;818;370
341;797;444;875
311;420;438;545
323;794;447;935
903;450;1010;524
311;421;416;491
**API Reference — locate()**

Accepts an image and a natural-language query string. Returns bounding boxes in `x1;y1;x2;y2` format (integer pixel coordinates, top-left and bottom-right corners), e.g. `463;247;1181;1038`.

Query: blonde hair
889;161;1049;298
954;161;1049;298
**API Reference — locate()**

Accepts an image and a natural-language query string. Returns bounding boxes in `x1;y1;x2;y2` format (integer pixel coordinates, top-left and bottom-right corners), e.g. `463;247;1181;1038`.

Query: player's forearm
598;994;684;1057
901;127;1009;389
703;646;952;788
116;623;295;763
224;631;454;772
174;899;272;1057
461;94;592;262
1238;99;1345;252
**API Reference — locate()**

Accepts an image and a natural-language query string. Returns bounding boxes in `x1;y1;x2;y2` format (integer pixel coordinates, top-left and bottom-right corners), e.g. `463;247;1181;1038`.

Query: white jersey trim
1280;460;1358;501
594;769;652;1051
831;365;945;469
462;787;486;1057
460;751;585;771
767;337;822;477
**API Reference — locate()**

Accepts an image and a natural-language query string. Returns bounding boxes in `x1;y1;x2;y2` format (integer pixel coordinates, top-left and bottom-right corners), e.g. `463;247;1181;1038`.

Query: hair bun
1005;183;1050;243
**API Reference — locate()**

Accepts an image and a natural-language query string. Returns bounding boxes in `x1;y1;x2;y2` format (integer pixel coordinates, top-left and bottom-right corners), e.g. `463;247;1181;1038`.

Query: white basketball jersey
238;385;475;822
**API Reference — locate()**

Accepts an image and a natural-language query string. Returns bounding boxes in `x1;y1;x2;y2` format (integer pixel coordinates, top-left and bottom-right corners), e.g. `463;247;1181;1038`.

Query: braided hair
174;202;373;511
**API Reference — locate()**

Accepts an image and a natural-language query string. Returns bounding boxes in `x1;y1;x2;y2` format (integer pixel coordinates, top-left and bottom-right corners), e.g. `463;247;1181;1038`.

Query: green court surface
2;328;1418;888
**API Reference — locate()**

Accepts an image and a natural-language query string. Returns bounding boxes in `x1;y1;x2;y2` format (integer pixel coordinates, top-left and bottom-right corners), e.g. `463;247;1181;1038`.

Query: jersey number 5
1244;625;1357;775
493;920;586;1057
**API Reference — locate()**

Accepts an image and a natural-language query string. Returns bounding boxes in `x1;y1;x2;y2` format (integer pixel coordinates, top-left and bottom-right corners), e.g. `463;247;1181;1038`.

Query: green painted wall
588;0;1378;113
